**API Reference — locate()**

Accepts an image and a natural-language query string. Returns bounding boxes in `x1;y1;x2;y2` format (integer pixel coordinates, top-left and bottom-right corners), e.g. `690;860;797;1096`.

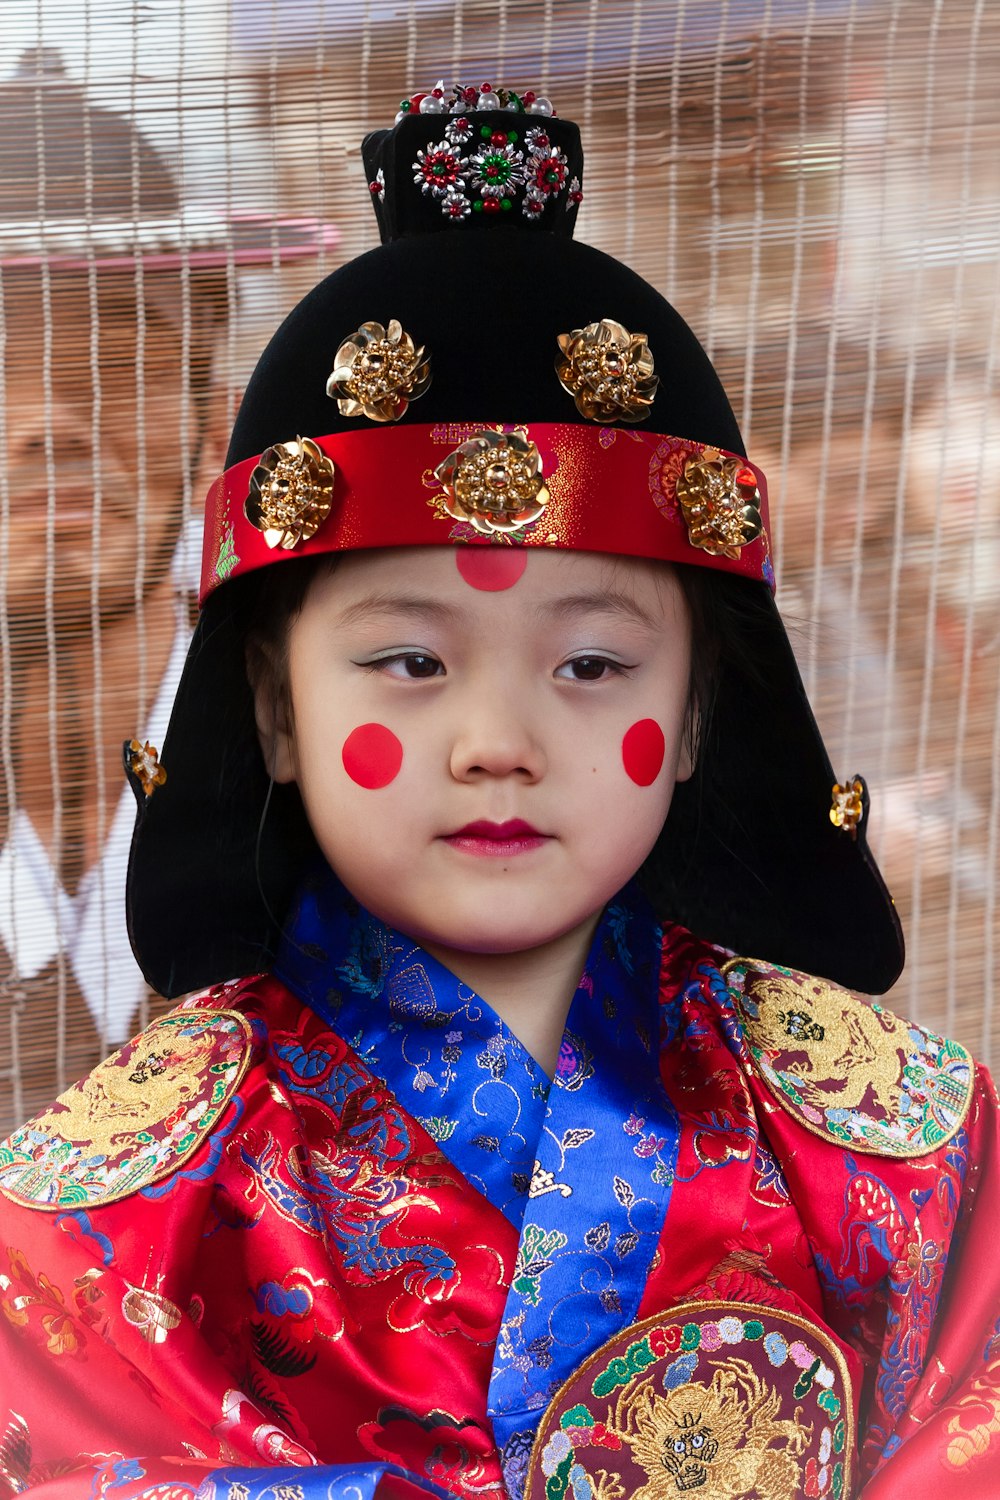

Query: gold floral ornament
434;429;549;535
830;776;865;838
555;318;658;424
128;739;166;797
326;319;431;423
245;437;336;550
675;448;764;557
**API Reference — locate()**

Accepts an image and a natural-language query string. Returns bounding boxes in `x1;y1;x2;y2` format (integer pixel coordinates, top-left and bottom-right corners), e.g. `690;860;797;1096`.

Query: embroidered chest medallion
725;961;973;1157
526;1301;853;1500
0;1009;253;1209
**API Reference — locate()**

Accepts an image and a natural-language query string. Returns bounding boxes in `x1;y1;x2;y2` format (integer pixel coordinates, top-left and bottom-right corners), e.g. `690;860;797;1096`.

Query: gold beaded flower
434;429;549;535
244;437;336;550
675;448;764;558
326;319;431;423
830;777;865;838
555;318;658;424
128;739;166;797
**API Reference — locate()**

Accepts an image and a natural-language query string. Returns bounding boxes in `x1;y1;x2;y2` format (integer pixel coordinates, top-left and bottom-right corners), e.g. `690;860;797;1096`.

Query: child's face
259;546;693;959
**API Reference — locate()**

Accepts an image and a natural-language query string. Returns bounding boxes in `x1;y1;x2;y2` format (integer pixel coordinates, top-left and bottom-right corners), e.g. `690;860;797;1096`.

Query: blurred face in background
1;267;217;628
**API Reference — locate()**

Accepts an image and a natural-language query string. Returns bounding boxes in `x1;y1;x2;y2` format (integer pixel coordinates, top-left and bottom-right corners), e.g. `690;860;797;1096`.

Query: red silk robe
0;910;997;1500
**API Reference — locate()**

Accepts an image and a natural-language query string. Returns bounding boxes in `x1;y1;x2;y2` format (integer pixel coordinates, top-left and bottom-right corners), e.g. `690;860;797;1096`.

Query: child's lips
441;819;552;857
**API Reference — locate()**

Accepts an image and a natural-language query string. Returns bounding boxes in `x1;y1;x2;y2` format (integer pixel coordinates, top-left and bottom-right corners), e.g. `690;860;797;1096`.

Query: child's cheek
621;718;666;786
454;547;527;591
341;723;404;789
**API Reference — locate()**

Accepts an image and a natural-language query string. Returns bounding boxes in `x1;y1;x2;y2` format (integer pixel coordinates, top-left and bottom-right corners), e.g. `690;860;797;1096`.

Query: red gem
432;87;444;98
523;90;536;104
463;87;478;103
571;191;583;203
369;181;381;194
448;202;464;217
483;198;500;213
410;92;427;109
481;82;492;92
535;132;550;147
736;467;757;488
485;164;499;177
491;130;508;146
455;116;469;131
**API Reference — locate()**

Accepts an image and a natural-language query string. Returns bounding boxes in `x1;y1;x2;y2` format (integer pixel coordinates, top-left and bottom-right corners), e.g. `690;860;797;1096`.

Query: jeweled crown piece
556;318;658;424
435;429;549;534
245;437;336;550
675;448;764;558
362;86;583;242
326;319;431;423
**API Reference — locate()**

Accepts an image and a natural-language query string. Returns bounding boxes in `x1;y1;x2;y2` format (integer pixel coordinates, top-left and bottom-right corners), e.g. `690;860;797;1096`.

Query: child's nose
448;689;547;784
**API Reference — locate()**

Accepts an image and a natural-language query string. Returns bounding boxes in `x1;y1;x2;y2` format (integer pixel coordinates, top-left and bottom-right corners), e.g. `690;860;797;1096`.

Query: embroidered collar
275;872;680;1475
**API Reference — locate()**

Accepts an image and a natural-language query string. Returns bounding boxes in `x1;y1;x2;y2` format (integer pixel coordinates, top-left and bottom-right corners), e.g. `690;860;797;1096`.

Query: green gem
433;163;446;175
481;124;492;138
400;99;411;111
501;197;512;210
473;199;484;212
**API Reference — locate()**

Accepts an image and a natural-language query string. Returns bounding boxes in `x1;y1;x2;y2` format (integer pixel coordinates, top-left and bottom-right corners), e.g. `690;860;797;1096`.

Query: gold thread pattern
725;960;973;1158
0;1009;253;1208
326;319;431;423
526;1301;854;1500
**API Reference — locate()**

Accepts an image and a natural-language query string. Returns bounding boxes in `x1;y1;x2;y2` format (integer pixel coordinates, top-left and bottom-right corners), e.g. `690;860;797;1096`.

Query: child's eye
359;653;444;679
555;656;633;682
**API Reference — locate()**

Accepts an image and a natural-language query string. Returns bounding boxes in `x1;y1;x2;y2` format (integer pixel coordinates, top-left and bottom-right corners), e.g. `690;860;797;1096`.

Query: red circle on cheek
341;723;404;789
455;546;528;591
622;719;666;786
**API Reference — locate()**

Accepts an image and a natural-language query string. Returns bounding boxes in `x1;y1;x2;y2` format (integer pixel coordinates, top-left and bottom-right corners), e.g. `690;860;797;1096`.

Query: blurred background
0;0;997;1130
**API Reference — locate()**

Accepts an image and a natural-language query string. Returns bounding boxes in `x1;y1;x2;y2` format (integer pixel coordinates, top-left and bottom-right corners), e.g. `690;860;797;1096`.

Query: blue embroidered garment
275;872;680;1491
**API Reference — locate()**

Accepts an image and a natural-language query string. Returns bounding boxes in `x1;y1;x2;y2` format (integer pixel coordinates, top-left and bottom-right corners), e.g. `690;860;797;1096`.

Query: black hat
125;81;903;998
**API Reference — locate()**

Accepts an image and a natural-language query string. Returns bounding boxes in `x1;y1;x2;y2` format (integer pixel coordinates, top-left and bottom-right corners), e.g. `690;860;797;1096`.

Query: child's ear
245;639;297;784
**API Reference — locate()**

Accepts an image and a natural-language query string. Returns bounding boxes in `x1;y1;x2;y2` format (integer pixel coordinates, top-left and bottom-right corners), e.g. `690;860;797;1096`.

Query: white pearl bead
477;91;500;110
419;95;447;114
395;111;407;125
528;97;554;116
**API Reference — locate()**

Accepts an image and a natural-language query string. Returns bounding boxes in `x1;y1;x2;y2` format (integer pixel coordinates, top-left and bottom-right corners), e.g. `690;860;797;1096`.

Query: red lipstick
442;819;551;858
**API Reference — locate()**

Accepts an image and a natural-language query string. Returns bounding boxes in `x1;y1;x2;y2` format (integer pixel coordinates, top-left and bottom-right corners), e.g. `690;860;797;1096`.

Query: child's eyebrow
334;593;463;629
539;590;662;631
333;588;660;632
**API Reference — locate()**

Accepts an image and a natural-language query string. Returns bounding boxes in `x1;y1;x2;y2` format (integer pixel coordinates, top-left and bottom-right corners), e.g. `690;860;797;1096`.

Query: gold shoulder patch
722;959;973;1157
0;1008;253;1209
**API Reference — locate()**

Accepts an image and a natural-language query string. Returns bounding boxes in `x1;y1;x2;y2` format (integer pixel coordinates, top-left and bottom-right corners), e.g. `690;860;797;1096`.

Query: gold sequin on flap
435;429;549;535
0;1008;253;1208
327;319;431;423
555;318;658;424
725;959;973;1157
676;447;764;557
830;777;865;837
245;437;335;550
127;738;166;797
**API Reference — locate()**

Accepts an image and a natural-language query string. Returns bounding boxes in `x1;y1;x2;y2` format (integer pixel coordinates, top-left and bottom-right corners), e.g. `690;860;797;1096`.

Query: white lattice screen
1;0;997;1130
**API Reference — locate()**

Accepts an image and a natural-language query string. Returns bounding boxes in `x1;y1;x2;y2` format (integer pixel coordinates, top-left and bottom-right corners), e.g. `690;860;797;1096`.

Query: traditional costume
1;82;997;1500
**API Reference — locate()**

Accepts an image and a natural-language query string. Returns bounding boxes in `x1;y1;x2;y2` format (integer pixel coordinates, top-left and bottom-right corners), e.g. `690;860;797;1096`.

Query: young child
0;84;997;1500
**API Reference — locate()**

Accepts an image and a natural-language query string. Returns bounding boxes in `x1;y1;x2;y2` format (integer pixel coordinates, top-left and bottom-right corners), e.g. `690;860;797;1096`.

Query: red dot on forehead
341;723;403;789
455;546;528;591
622;719;665;787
